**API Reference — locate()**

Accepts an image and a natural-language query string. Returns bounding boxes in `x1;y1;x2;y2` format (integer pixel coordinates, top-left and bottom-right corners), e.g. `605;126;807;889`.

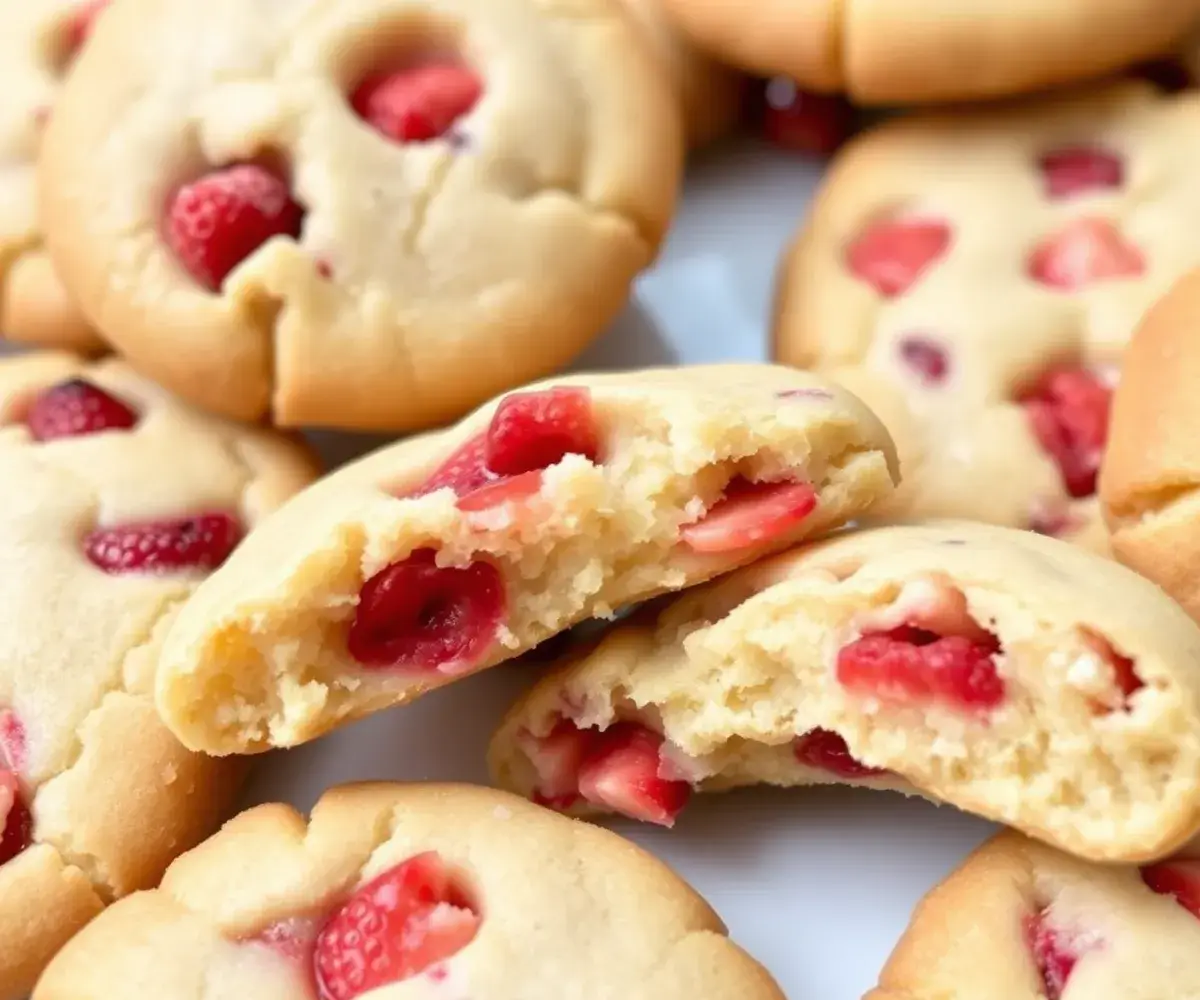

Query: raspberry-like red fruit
1039;147;1124;200
167;164;304;292
25;378;138;441
314;853;479;1000
0;771;31;867
63;0;110;56
577;723;691;827
793;728;886;779
1018;367;1112;499
351;65;482;144
762;78;853;156
897;336;950;385
84;513;243;574
348;549;504;672
846;219;952;297
485;387;600;477
681;478;818;554
1141;860;1200;919
1025;911;1084;1000
837;625;1005;711
1028;217;1144;290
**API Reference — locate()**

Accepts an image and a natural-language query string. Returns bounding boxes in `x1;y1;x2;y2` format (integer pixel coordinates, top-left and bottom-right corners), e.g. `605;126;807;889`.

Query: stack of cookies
5;0;1200;998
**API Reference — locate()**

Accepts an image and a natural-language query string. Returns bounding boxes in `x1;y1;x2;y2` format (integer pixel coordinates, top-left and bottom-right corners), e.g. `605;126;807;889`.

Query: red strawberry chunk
0;711;26;773
408;435;492;500
577;723;691;827
837;625;1005;711
25;378;139;441
455;470;543;514
762;78;853;157
1141;860;1200;919
347;549;504;673
1039;147;1124;200
793;728;887;779
1025;910;1088;1000
84;513;243;574
0;770;31;867
167;163;304;292
351;64;482;144
1018;367;1112;499
485;387;599;477
1028;217;1144;290
516;720;594;809
314;853;479;1000
846;219;951;297
681;478;817;554
897;336;950;385
63;0;110;56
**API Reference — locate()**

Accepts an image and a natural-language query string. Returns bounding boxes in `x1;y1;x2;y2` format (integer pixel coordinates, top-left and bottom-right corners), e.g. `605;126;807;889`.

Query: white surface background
245;137;1000;999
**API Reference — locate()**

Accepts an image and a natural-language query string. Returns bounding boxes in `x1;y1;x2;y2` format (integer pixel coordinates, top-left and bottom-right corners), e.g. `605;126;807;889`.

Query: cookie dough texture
39;0;684;430
657;0;1200;103
775;82;1200;553
0;0;104;353
0;352;317;1000
34;783;786;1000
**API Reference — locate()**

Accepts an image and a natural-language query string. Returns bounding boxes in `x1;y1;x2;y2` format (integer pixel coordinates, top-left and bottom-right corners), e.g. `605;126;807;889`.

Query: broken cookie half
490;521;1200;863
157;364;897;755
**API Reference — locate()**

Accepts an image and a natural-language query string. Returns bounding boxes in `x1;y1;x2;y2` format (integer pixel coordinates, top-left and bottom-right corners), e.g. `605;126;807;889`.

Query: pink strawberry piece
897;336;950;385
485;387;599;477
576;723;691;827
1141;860;1200;919
517;721;594;809
63;0;110;56
314;852;479;1000
793;728;887;779
681;478;818;554
0;771;31;867
351;64;482;144
248;917;320;964
1018;367;1112;499
837;625;1005;711
846;219;952;298
0;711;26;774
455;470;544;514
1027;500;1078;539
1025;911;1085;1000
347;549;504;672
1028;217;1145;290
1039;147;1124;200
25;378;139;441
762;78;853;156
167;163;304;292
84;513;243;574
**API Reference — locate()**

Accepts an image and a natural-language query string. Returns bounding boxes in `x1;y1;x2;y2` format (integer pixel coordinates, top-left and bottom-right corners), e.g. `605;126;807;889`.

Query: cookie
0;351;318;999
865;831;1200;1000
38;0;683;431
490;521;1200;863
774;82;1200;552
656;0;1200;104
0;0;109;353
33;783;785;1000
153;364;898;755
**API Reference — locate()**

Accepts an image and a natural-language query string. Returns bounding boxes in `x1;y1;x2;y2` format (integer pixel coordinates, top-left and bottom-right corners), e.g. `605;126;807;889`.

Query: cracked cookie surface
38;0;683;431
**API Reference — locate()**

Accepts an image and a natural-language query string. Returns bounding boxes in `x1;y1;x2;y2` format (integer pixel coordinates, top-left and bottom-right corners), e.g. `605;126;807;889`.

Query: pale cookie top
774;82;1200;553
491;521;1200;862
866;831;1200;1000
34;782;786;1000
155;364;898;755
657;0;1200;103
38;0;683;431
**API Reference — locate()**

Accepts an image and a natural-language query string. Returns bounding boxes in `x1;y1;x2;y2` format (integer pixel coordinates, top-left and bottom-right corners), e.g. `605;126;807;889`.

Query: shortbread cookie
865;831;1200;1000
0;351;317;1000
155;364;898;755
34;783;785;1000
491;522;1200;862
39;0;683;431
0;0;109;353
774;82;1200;552
657;0;1200;104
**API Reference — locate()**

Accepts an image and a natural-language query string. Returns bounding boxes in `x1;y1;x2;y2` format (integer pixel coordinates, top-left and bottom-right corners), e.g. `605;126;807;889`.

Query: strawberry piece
1028;217;1145;290
167;163;304;291
347;549;504;672
408;435;492;500
681;478;817;554
485;387;599;477
761;78;853;157
1018;367;1112;499
793;728;887;779
846;219;952;298
63;0;110;56
1141;860;1200;919
837;625;1005;711
351;64;482;144
0;771;31;867
314;853;479;1000
248;917;320;964
576;723;691;827
84;513;243;574
455;470;543;513
897;336;950;385
1039;147;1124;200
0;712;26;774
25;378;139;441
517;721;594;809
1024;911;1085;1000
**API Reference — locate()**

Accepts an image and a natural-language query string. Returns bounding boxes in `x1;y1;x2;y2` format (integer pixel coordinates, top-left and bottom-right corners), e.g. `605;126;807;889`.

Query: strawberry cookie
0;351;317;999
657;0;1200;104
865;831;1200;1000
38;0;683;431
490;522;1200;863
773;82;1200;551
154;364;898;754
0;0;110;353
33;783;785;1000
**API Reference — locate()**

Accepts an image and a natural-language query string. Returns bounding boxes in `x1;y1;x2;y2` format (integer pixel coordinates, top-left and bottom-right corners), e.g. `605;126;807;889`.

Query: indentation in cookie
1038;147;1124;200
350;63;482;145
1017;367;1112;499
896;335;950;385
761;78;853;157
1141;860;1200;919
83;513;244;574
1024;908;1097;1000
793;728;888;778
1027;217;1145;290
845;217;952;298
680;477;818;553
24;378;139;442
0;770;32;867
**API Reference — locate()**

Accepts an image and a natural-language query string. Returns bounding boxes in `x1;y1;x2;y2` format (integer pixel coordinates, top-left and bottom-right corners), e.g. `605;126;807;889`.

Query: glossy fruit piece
63;0;110;56
846;219;952;298
1027;217;1144;291
577;723;691;827
1038;147;1123;200
1141;861;1200;919
793;728;887;779
1018;367;1111;499
1024;910;1085;1000
25;378;138;441
0;711;26;773
761;78;853;156
0;771;31;867
455;470;544;514
351;64;482;144
84;513;243;574
681;478;817;554
516;721;594;808
897;336;950;385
